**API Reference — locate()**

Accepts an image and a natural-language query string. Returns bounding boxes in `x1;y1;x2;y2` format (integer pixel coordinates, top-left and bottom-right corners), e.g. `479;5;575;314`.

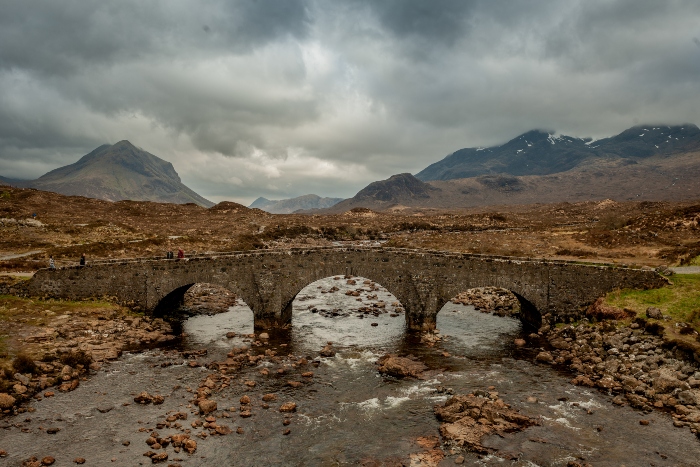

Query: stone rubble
450;287;521;316
434;393;539;454
539;319;700;438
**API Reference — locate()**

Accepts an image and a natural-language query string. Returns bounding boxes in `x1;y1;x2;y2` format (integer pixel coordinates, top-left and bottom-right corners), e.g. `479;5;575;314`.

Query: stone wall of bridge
26;247;666;331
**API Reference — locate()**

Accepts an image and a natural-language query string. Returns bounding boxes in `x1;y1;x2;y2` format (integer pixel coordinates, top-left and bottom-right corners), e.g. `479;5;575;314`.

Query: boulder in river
198;399;217;414
319;345;336;357
279;402;297;413
434;394;539;453
376;354;428;378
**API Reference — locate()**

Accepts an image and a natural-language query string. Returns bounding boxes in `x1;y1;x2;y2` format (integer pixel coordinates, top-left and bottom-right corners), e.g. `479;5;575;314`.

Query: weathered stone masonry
26;247;666;331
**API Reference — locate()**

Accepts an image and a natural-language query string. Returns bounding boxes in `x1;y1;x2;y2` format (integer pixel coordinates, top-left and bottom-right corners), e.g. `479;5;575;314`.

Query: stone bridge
26;247;665;331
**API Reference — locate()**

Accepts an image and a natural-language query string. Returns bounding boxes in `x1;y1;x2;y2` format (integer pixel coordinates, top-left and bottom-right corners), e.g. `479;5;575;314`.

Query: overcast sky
1;0;699;204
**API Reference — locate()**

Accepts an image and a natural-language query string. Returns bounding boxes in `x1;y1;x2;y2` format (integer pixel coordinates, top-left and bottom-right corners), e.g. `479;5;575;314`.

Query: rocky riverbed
0;306;176;416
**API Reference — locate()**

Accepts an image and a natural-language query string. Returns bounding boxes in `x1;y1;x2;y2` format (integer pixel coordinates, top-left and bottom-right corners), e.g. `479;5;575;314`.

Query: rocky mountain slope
249;194;343;214
416;124;700;181
4;141;213;207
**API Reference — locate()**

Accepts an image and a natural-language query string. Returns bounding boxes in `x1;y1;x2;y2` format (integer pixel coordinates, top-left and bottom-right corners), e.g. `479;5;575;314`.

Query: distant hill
249;194;344;214
416;124;700;181
324;173;439;213
0;175;25;186
3;141;213;207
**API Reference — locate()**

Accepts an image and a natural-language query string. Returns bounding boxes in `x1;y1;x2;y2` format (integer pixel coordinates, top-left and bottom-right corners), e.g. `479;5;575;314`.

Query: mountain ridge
416;124;700;181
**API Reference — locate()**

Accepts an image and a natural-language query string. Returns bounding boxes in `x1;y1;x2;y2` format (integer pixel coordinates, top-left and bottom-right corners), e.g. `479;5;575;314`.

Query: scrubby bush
12;353;38;374
59;350;92;368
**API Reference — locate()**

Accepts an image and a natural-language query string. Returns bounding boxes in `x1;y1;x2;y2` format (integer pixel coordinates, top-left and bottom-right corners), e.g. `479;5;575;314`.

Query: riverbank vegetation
605;274;700;328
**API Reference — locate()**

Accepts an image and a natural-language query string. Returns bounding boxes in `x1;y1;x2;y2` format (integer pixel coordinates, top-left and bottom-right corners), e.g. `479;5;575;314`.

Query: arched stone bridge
27;247;665;331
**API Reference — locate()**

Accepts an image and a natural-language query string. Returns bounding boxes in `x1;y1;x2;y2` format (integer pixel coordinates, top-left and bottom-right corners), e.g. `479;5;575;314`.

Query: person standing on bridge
49;255;55;269
79;253;86;266
177;248;184;259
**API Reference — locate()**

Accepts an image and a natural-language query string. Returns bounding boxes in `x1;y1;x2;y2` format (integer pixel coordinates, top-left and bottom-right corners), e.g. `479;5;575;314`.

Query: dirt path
670;266;700;274
0;250;43;261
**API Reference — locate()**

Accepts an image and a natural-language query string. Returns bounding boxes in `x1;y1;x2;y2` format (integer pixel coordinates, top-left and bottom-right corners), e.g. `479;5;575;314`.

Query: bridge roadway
26;246;665;331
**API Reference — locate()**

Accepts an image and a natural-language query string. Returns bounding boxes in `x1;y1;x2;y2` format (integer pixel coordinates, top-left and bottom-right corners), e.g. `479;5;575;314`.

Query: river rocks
652;368;686;394
262;393;277;402
535;351;553;364
0;393;16;409
376;354;428;378
215;425;233;435
150;451;168;463
434;394;539;454
41;456;55;465
450;287;520;316
198;399;217;414
646;307;663;319
134;392;164;404
184;439;197;454
279;402;297;413
319;343;336;357
549;337;571;350
678;390;700;406
514;338;526;346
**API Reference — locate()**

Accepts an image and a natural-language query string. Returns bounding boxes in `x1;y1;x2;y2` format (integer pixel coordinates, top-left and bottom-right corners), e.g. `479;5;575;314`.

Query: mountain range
322;124;700;213
2;141;213;207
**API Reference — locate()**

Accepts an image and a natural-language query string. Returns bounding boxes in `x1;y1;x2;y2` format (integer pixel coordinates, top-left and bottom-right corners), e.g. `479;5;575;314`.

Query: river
1;276;699;466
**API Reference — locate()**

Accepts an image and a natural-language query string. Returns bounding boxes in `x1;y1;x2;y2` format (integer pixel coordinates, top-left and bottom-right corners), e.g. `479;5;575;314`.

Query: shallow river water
2;277;700;466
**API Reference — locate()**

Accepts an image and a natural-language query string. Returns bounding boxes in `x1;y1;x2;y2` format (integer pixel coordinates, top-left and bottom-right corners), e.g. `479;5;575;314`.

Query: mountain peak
22;143;213;207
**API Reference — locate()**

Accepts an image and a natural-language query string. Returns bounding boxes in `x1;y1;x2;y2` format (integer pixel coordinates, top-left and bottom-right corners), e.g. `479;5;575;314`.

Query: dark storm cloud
355;0;476;46
0;0;310;76
0;0;698;203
